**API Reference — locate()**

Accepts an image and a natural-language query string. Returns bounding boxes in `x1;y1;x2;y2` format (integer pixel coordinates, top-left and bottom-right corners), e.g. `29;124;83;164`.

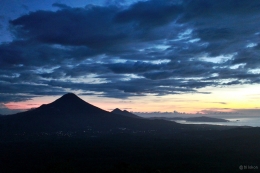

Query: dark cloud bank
1;0;260;106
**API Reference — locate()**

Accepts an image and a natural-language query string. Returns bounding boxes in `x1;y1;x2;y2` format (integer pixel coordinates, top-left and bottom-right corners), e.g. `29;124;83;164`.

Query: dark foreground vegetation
1;94;259;172
1;127;260;173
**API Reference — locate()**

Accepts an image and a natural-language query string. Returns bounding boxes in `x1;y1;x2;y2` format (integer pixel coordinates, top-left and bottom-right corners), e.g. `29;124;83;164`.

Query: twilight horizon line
1;93;259;118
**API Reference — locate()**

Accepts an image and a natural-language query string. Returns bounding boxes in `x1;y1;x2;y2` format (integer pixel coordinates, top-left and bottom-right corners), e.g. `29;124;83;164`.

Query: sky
1;0;260;117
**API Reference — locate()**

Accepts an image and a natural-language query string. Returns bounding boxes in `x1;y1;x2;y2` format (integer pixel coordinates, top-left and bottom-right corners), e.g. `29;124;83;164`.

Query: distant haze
134;110;260;119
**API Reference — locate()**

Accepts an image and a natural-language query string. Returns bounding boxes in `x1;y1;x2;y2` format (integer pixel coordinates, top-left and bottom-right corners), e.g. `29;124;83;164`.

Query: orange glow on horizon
4;95;60;110
5;101;46;110
3;84;260;115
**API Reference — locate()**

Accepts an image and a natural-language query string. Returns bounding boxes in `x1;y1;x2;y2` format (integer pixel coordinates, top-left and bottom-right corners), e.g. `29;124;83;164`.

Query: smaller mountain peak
113;108;122;112
111;108;142;119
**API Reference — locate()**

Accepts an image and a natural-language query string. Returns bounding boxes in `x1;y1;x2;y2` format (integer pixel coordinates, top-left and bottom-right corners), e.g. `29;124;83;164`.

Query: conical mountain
1;93;114;133
0;93;180;134
50;93;87;107
37;93;109;117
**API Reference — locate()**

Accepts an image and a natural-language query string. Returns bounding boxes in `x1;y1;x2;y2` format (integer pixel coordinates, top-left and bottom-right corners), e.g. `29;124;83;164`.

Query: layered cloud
1;0;260;103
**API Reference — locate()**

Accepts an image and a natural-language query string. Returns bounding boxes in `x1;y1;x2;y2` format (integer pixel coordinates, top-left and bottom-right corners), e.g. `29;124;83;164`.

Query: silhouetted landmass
0;93;259;173
0;93;187;135
149;117;185;120
149;116;229;122
111;108;142;119
1;127;259;173
186;116;229;122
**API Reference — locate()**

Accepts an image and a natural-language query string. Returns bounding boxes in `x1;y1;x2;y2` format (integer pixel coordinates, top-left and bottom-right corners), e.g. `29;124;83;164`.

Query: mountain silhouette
0;93;180;134
150;116;229;122
111;108;142;119
186;116;229;122
37;93;113;117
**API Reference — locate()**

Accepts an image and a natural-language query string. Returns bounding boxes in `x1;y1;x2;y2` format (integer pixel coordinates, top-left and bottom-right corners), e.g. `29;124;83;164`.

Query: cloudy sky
1;0;260;116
